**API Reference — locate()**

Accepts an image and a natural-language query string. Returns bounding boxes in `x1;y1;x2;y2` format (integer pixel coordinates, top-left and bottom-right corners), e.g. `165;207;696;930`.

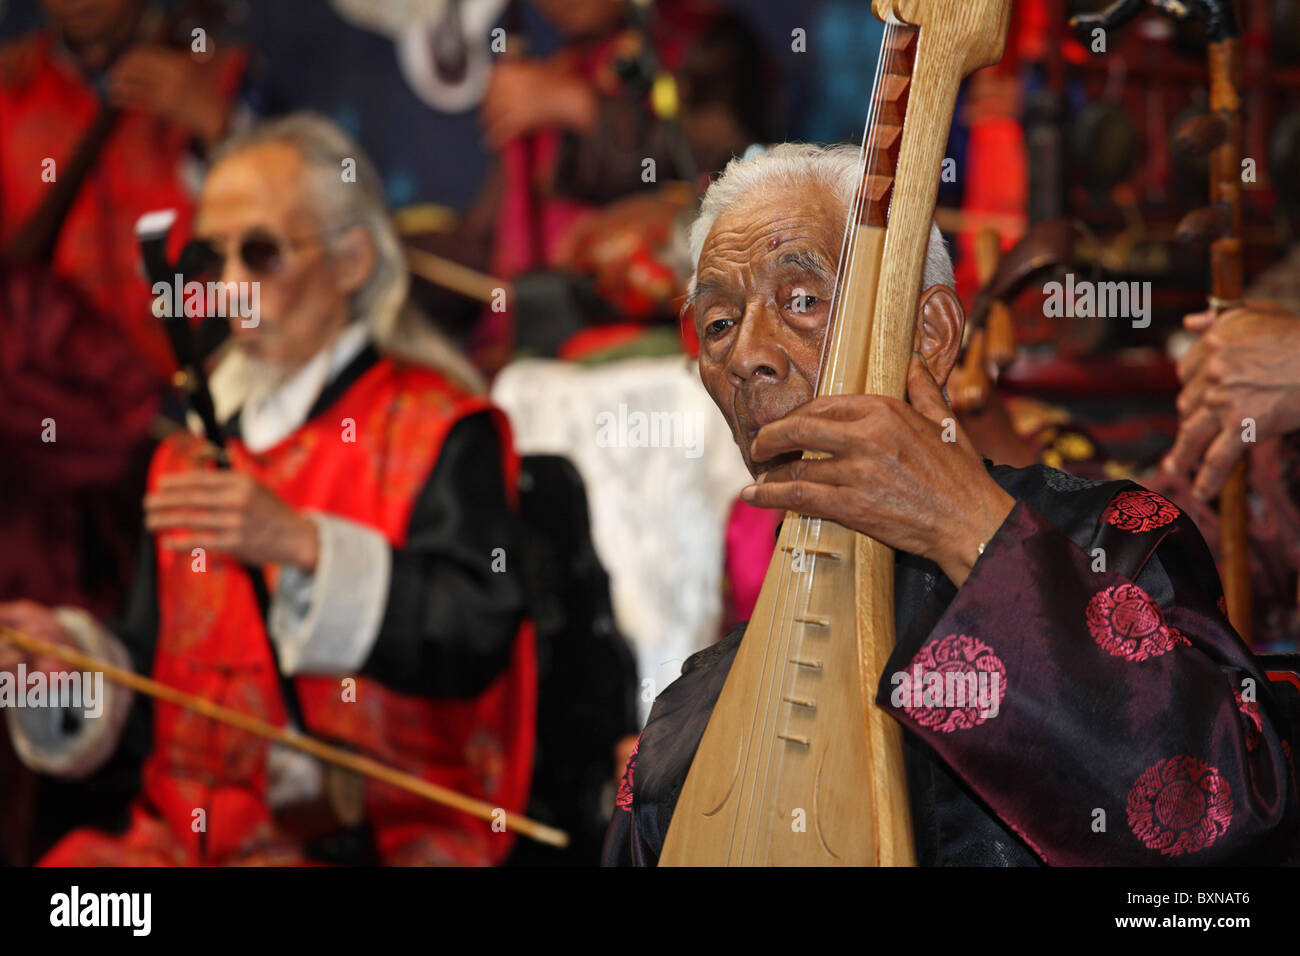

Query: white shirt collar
236;321;372;454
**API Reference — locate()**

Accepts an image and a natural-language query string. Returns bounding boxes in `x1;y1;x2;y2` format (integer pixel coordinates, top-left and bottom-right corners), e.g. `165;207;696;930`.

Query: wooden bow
0;624;568;849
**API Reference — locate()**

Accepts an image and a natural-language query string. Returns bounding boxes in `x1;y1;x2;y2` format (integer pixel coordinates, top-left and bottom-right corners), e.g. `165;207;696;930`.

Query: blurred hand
1163;302;1300;500
107;44;229;144
480;59;598;150
143;470;319;571
0;601;80;676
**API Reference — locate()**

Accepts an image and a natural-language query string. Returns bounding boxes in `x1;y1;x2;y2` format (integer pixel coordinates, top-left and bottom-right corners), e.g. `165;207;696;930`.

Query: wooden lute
659;0;1013;866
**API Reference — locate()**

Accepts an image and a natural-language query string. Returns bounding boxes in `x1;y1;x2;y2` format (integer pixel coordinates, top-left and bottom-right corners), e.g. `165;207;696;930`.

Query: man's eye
704;318;734;338
789;294;820;313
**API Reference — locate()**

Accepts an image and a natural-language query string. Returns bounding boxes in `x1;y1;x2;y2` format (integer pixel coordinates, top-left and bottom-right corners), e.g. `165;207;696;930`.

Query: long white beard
209;343;304;428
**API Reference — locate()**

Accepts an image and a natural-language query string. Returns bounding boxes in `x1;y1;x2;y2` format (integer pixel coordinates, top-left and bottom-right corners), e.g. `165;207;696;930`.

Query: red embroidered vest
143;357;536;864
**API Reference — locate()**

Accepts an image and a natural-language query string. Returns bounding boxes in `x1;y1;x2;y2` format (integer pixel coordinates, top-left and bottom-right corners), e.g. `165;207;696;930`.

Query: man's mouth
735;405;802;474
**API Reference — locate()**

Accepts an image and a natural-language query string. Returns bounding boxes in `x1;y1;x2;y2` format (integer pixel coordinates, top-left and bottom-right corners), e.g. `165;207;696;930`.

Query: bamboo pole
404;246;508;304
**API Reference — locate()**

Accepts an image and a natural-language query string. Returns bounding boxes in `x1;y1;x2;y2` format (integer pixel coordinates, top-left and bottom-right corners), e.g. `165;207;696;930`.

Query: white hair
210;112;485;395
687;142;954;294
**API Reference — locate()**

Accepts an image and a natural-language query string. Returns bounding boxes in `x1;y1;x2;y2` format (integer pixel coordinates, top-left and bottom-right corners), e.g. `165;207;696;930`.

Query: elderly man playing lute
603;143;1300;867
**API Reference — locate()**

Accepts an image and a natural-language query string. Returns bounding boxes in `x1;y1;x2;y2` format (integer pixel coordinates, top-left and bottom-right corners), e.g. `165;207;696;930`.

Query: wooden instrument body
661;0;1012;866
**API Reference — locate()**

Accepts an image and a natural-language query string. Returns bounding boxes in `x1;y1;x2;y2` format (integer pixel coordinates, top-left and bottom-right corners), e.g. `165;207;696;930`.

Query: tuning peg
985;300;1017;371
971;228;1017;371
973;228;1000;285
951;328;991;413
1174;113;1228;157
1177;204;1231;245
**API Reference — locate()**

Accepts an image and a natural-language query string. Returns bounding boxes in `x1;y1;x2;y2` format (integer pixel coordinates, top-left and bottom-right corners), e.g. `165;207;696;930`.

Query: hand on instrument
479;59;598;149
143;471;320;571
741;352;1016;588
0;600;79;676
106;44;229;144
1162;302;1300;500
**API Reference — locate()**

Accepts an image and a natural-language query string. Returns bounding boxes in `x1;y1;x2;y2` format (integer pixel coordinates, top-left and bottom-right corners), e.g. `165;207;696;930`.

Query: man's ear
912;284;965;386
333;225;376;297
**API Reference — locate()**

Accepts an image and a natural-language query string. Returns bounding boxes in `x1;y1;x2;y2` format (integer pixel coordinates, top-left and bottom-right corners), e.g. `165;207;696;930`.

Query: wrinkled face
194;142;358;371
41;0;138;44
692;180;846;476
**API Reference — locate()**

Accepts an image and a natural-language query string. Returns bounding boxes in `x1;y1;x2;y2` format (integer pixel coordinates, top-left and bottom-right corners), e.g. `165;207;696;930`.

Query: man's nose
726;303;789;384
218;242;253;288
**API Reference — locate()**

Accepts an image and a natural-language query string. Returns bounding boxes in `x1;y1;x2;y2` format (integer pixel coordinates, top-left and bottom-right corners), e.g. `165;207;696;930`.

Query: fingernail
740;484;757;501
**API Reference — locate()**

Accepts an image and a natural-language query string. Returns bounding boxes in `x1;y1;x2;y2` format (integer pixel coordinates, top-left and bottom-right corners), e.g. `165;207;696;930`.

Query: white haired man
602;143;1300;866
0;113;535;866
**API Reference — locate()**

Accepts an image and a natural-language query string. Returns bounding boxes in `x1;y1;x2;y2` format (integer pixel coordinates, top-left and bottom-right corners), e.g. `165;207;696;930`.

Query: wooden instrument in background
660;0;1014;866
1188;8;1252;644
1073;0;1252;643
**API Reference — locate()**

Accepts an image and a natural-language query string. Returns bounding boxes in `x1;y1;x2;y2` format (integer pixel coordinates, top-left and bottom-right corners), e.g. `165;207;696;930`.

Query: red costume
0;30;246;382
39;356;536;866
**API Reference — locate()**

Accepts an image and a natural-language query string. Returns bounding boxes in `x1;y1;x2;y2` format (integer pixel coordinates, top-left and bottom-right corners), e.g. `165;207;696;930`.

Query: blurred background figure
1;0;248;382
0;0;250;861
435;0;776;371
2;113;536;866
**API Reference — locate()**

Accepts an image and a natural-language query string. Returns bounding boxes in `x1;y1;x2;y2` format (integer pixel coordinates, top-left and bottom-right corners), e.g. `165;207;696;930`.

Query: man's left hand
144;470;319;572
741;353;1015;588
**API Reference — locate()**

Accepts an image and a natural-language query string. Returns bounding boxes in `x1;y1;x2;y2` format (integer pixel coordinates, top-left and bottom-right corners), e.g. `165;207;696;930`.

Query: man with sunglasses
0;113;537;866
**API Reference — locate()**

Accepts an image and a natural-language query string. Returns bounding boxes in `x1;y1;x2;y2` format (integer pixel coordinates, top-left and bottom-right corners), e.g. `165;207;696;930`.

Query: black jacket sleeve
359;410;527;698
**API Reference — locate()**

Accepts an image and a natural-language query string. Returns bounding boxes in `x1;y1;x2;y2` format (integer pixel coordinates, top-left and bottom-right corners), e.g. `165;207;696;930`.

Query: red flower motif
896;634;1007;734
1101;489;1180;533
1127;755;1233;856
1086;583;1189;662
1234;688;1263;752
616;736;640;813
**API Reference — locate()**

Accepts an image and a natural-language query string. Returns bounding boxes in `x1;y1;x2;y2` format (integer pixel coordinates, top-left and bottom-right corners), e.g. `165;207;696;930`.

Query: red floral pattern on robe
1086;583;1190;662
616;735;640;813
1100;489;1180;533
1127;756;1234;856
896;634;1007;734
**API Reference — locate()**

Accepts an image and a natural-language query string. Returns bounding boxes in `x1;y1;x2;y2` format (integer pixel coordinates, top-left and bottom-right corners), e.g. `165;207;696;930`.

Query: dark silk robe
602;464;1300;866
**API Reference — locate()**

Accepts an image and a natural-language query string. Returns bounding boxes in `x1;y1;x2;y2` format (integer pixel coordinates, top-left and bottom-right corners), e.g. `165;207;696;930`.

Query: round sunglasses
180;229;330;279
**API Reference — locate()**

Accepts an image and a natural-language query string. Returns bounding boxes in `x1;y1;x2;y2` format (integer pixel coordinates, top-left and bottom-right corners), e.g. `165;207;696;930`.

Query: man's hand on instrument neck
143;471;320;573
1162;301;1300;500
741;351;1015;589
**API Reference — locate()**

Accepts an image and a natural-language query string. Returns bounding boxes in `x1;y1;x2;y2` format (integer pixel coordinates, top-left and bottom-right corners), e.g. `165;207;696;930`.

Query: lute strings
735;20;901;863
